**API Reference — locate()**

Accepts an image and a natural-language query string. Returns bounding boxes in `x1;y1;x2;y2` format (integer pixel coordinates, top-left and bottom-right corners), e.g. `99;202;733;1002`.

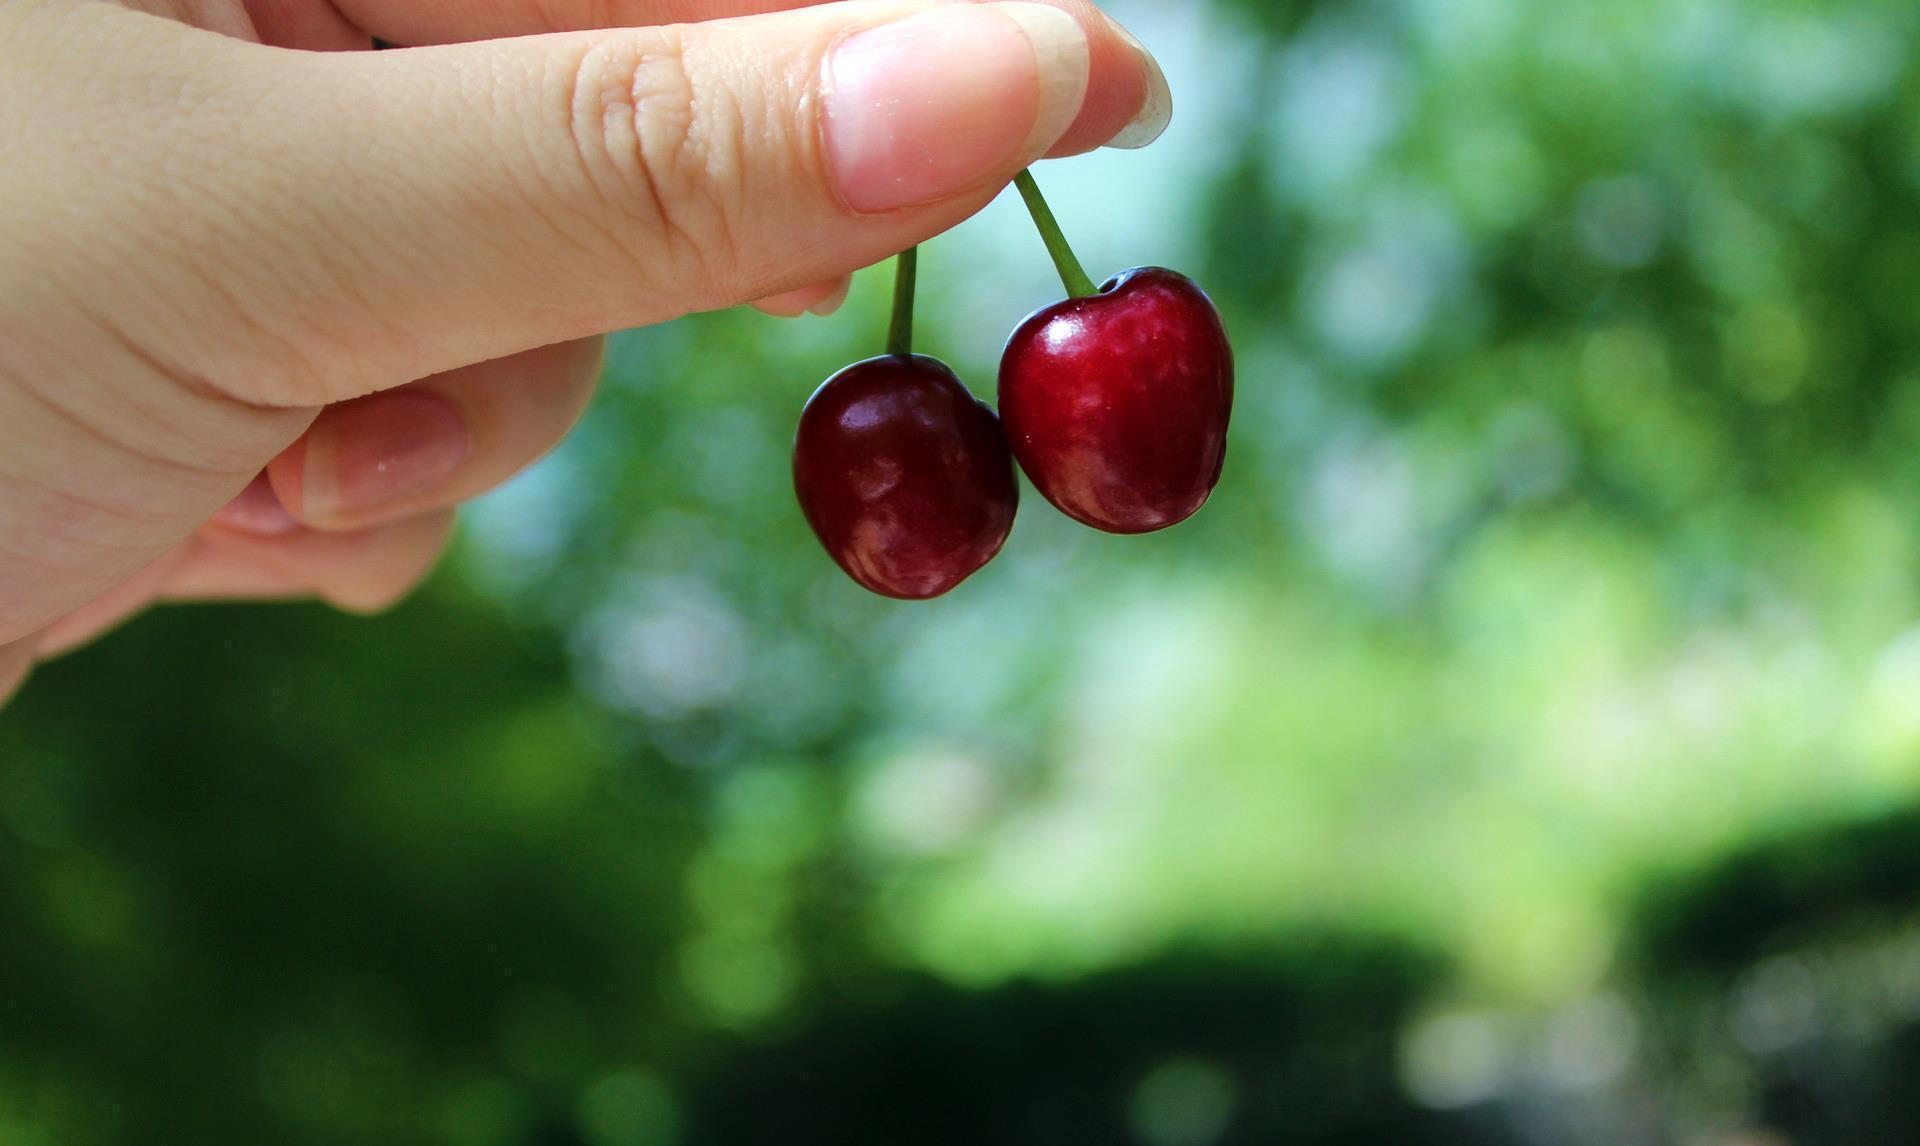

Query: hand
0;0;1169;702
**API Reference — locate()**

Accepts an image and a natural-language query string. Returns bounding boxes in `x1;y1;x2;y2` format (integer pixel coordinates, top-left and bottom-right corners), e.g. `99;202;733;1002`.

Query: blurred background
7;0;1920;1141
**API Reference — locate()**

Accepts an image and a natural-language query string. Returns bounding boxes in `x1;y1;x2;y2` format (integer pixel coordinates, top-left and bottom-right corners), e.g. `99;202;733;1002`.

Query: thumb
183;1;1151;406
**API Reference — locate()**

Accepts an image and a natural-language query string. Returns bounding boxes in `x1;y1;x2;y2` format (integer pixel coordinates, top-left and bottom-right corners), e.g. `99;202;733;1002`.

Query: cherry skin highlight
999;268;1234;535
793;355;1019;600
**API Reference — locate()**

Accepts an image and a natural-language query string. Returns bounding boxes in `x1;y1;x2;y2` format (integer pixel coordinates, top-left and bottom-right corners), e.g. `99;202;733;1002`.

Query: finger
167;510;458;613
750;275;853;318
333;0;1165;157
80;1;1159;406
332;0;834;43
264;338;602;530
20;509;455;665
162;536;315;601
244;0;372;50
35;545;194;658
0;638;34;704
210;471;305;537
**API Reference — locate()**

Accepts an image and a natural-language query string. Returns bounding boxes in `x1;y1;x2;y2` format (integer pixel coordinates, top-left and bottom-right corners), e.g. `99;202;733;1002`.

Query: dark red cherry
999;268;1234;535
793;355;1018;600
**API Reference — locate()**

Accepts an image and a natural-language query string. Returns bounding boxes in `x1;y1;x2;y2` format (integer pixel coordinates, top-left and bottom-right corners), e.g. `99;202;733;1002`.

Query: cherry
793;250;1018;600
998;172;1234;535
794;356;1017;599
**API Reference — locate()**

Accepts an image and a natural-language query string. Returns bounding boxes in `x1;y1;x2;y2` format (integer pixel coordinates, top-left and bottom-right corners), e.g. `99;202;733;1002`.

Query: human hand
0;0;1169;702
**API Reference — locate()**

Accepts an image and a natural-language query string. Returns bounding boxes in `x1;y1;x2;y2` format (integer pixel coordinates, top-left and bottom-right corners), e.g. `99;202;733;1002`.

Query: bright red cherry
999;267;1234;534
793;355;1018;600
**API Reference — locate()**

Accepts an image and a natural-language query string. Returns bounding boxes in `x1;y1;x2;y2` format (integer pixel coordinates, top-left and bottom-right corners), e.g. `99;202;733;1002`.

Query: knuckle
565;31;747;289
0;310;303;483
3;22;355;413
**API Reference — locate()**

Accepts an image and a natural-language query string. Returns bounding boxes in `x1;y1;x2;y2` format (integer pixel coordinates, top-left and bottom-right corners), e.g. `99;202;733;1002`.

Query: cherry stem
1014;169;1099;300
888;246;918;358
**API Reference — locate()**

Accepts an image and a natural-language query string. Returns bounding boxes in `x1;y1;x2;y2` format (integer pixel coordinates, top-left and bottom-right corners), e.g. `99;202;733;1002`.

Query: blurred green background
9;0;1920;1141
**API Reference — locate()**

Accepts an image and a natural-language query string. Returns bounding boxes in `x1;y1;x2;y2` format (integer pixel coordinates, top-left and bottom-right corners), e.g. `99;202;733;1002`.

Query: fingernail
1106;23;1172;150
824;2;1089;214
301;390;469;522
212;472;303;536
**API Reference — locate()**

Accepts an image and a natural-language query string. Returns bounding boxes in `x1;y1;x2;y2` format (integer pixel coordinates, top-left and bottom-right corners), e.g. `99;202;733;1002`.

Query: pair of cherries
793;172;1235;600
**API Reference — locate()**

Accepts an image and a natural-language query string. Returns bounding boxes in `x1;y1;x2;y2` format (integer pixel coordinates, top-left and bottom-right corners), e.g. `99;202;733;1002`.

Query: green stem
1014;170;1099;299
887;246;918;357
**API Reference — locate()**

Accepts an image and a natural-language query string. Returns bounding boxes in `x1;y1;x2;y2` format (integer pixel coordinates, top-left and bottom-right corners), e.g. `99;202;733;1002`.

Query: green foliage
8;0;1920;1140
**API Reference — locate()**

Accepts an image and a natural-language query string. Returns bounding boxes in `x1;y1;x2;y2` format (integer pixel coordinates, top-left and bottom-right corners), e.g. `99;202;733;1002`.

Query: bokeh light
10;0;1920;1141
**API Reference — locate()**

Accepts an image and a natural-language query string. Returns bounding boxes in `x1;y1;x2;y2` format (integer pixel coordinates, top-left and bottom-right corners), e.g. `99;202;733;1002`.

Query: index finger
337;0;1166;155
334;0;837;44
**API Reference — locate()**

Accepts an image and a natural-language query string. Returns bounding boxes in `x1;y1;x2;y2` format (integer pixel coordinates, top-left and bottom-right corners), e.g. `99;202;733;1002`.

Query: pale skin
0;0;1171;703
